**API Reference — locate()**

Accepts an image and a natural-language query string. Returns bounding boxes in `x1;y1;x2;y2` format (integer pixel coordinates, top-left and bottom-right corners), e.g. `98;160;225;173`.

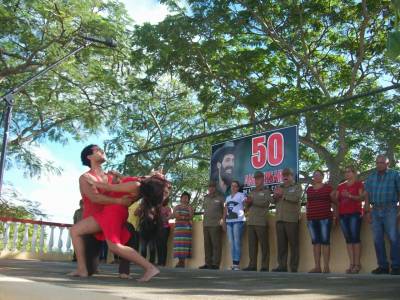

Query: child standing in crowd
173;192;194;268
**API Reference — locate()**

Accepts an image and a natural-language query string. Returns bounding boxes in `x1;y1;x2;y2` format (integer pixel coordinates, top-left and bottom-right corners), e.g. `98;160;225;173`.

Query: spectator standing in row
364;155;400;275
243;171;272;272
306;170;335;273
173;192;194;268
199;181;225;270
272;168;302;273
334;166;364;274
224;180;246;271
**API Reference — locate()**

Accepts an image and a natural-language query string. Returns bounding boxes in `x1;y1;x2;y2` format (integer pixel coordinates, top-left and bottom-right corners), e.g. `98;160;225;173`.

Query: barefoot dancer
70;147;168;282
76;144;122;275
91;174;169;281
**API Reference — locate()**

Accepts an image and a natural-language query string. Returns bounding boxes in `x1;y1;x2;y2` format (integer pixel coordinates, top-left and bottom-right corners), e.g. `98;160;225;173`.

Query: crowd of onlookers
200;154;400;275
73;154;400;275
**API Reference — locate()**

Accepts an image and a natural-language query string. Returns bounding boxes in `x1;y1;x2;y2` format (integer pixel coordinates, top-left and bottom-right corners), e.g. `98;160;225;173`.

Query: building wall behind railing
164;213;381;273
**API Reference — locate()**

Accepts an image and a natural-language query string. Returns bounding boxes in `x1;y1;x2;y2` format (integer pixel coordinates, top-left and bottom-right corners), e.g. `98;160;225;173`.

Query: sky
4;0;170;224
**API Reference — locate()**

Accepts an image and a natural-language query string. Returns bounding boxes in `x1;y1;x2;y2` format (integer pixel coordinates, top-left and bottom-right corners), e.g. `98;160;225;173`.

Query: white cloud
120;0;170;24
29;165;83;224
4;0;173;225
9;144;86;225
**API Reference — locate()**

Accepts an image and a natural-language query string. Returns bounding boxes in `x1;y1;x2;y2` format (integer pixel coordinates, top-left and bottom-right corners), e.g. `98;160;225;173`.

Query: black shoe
243;266;257;271
390;268;400;275
272;267;287;272
260;268;269;272
210;265;219;270
371;267;389;274
291;269;298;273
199;265;209;269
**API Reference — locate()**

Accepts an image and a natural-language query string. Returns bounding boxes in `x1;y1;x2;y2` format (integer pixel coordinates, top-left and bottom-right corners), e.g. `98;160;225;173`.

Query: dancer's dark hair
80;144;97;167
139;176;168;207
138;176;169;239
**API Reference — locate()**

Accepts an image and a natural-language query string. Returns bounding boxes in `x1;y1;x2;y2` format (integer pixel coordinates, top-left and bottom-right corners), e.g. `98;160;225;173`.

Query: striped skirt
173;221;192;258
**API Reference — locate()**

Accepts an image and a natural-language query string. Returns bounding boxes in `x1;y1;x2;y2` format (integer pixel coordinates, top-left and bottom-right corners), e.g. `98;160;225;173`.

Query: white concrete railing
0;217;73;256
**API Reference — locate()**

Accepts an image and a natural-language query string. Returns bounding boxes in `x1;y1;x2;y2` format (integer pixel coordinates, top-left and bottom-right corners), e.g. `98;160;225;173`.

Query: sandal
323;267;330;274
351;264;361;274
308;267;322;273
346;264;354;274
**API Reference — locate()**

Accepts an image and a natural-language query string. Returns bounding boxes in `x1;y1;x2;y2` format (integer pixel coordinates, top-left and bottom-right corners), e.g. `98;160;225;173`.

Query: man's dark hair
181;191;191;201
81;144;97;167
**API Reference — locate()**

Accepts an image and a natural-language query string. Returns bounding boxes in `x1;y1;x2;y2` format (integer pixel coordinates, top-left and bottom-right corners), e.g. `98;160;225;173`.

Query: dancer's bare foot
137;266;160;282
67;270;88;277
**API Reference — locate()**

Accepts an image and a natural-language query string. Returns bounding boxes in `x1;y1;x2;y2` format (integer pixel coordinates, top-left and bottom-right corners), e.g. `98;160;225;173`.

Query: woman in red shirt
334;166;364;274
306;170;335;273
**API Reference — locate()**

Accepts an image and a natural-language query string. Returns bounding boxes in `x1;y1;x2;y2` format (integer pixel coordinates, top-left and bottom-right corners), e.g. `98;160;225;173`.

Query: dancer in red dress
70;145;169;282
91;176;137;245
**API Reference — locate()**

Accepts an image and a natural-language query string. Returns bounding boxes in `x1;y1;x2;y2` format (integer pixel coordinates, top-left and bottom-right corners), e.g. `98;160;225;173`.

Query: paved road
0;259;399;299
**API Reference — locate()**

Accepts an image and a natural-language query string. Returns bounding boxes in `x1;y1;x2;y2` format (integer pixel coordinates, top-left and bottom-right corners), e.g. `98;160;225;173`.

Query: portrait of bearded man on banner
210;141;236;196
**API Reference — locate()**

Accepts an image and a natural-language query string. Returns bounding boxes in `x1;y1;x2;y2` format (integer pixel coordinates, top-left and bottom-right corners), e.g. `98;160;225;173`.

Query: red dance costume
85;171;138;245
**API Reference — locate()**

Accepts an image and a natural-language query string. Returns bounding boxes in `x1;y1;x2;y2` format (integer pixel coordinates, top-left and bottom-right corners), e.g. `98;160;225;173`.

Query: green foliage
0;0;131;176
129;0;400;185
2;0;400;215
387;0;400;59
104;76;223;210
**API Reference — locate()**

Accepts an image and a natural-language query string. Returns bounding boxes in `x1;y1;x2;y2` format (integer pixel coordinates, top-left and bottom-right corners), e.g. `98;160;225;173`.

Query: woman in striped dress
173;191;194;268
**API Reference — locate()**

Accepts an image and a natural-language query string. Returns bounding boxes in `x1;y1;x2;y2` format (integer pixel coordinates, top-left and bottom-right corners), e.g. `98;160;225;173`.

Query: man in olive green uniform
272;168;302;273
243;171;272;271
199;182;225;269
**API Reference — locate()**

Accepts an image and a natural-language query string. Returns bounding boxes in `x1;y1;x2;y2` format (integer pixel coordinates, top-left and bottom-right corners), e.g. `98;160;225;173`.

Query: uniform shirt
246;188;272;226
203;193;225;227
225;192;246;223
364;169;400;206
274;183;302;223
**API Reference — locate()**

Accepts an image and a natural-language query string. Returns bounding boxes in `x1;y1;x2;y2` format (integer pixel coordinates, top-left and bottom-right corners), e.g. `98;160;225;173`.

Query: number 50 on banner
251;133;284;169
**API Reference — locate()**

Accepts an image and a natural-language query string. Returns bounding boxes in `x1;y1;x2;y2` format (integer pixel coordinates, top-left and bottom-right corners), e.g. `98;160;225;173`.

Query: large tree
130;0;400;184
103;73;248;208
0;0;131;175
